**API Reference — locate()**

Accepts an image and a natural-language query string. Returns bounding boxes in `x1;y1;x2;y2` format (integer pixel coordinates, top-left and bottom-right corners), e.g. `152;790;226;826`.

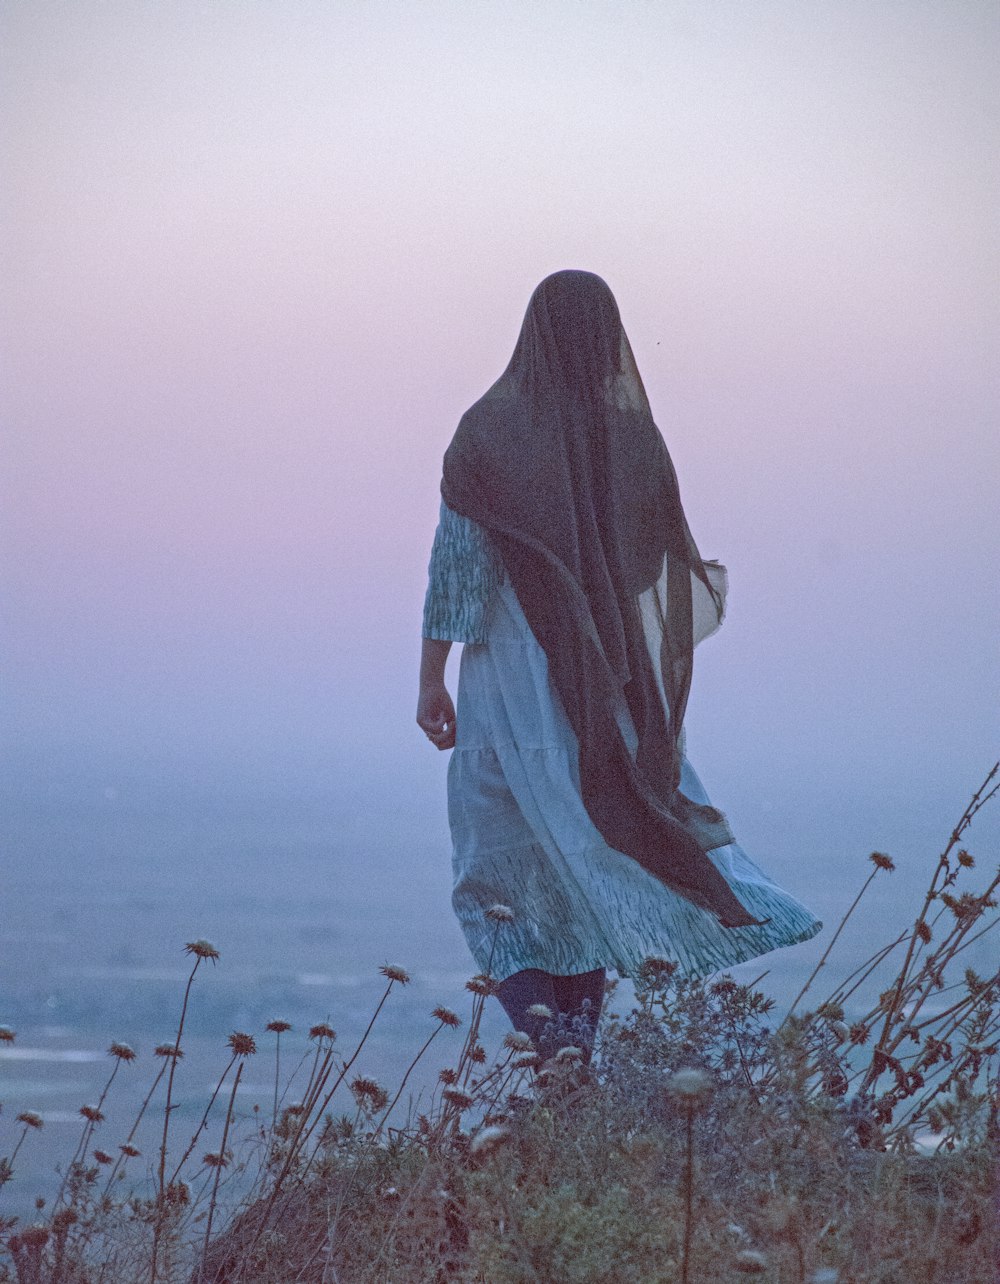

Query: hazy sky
4;1;998;917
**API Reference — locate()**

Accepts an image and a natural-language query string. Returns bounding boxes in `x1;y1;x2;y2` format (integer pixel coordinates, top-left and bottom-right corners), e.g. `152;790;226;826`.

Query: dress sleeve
422;501;504;644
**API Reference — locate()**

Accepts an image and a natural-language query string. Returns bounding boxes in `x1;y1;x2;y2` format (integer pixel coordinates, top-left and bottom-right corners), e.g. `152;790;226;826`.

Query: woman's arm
417;638;456;750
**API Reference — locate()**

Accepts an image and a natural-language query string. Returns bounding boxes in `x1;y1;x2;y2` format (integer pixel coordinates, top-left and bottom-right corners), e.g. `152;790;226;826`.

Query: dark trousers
495;967;605;1064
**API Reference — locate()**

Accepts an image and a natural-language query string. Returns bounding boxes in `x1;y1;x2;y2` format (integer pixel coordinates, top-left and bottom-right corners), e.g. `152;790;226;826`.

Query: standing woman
418;271;820;1063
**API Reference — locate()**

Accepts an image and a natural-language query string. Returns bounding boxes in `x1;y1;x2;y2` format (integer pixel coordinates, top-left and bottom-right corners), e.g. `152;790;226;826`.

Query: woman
418;270;820;1062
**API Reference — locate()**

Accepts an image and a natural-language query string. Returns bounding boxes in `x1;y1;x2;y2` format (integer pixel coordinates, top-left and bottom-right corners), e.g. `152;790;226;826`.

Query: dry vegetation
2;767;998;1283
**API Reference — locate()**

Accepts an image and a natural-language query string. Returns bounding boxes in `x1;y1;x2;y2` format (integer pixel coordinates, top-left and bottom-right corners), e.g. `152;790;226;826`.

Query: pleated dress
423;501;822;983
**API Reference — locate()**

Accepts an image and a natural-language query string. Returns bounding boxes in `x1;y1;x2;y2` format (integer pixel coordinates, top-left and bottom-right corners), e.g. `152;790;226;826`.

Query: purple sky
4;2;998;916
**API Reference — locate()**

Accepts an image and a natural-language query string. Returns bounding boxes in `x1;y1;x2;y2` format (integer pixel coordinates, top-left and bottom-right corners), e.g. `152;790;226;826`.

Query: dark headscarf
442;270;762;928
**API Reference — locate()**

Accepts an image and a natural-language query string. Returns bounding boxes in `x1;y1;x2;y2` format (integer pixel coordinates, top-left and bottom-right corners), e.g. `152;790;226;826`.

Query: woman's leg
551;968;606;1064
497;967;606;1064
496;969;561;1059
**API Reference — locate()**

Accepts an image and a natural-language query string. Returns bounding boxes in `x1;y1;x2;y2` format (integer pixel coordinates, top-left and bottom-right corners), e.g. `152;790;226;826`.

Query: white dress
424;503;822;982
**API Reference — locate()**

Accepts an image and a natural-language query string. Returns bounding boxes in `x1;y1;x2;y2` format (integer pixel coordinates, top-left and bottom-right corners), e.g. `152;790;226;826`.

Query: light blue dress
424;502;822;982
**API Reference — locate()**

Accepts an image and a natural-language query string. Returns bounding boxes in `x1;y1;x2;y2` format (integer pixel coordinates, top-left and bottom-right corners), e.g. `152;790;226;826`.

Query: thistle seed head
470;1125;509;1157
79;1105;105;1123
666;1067;713;1101
555;1045;584;1064
466;974;499;996
119;1144;141;1157
203;1152;228;1168
442;1087;474;1110
155;1043;184;1059
17;1111;43;1130
957;849;975;868
915;920;932;944
485;904;514;923
184;939;220;961
432;1006;461;1028
93;1149;113;1165
227;1031;257;1056
266;1019;292;1034
869;851;895;872
309;1023;336;1041
0;1026;15;1043
638;955;678;982
438;1067;458;1085
108;1042;136;1062
350;1077;389;1111
526;1003;554;1021
503;1031;534;1052
379;964;411;984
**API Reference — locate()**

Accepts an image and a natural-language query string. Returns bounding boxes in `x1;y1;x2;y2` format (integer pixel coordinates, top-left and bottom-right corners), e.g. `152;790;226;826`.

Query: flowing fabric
442;270;761;928
448;577;822;980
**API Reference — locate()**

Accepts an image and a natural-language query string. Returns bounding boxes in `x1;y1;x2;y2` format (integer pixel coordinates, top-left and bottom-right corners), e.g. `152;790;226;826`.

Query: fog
3;3;998;1164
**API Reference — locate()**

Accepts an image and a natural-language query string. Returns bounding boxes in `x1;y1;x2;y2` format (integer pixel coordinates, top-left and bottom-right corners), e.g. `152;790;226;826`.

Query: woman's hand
417;681;456;750
418;637;456;749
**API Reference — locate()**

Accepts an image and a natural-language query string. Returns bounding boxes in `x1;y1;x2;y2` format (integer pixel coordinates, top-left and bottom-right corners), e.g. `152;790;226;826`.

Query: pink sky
4;1;998;894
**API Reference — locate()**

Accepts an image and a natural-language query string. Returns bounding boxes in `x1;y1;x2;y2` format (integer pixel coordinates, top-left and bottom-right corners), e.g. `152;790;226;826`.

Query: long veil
442;270;761;928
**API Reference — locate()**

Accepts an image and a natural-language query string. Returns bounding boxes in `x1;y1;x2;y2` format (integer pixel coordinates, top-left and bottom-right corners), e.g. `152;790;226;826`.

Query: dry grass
2;768;997;1283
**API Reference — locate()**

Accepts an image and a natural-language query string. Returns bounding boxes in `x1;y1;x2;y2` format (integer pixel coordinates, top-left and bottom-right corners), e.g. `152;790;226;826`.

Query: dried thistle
266;1019;291;1034
869;851;895;871
79;1105;105;1123
16;1111;43;1129
555;1045;584;1064
442;1087;474;1111
666;1067;713;1102
107;1041;136;1062
639;955;678;983
0;1026;15;1043
503;1031;534;1052
379;964;411;984
227;1031;257;1057
432;1006;461;1028
155;1043;184;1059
184;939;220;961
527;1003;554;1020
93;1149;113;1165
309;1023;336;1041
350;1077;389;1112
470;1125;509;1157
486;903;514;923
